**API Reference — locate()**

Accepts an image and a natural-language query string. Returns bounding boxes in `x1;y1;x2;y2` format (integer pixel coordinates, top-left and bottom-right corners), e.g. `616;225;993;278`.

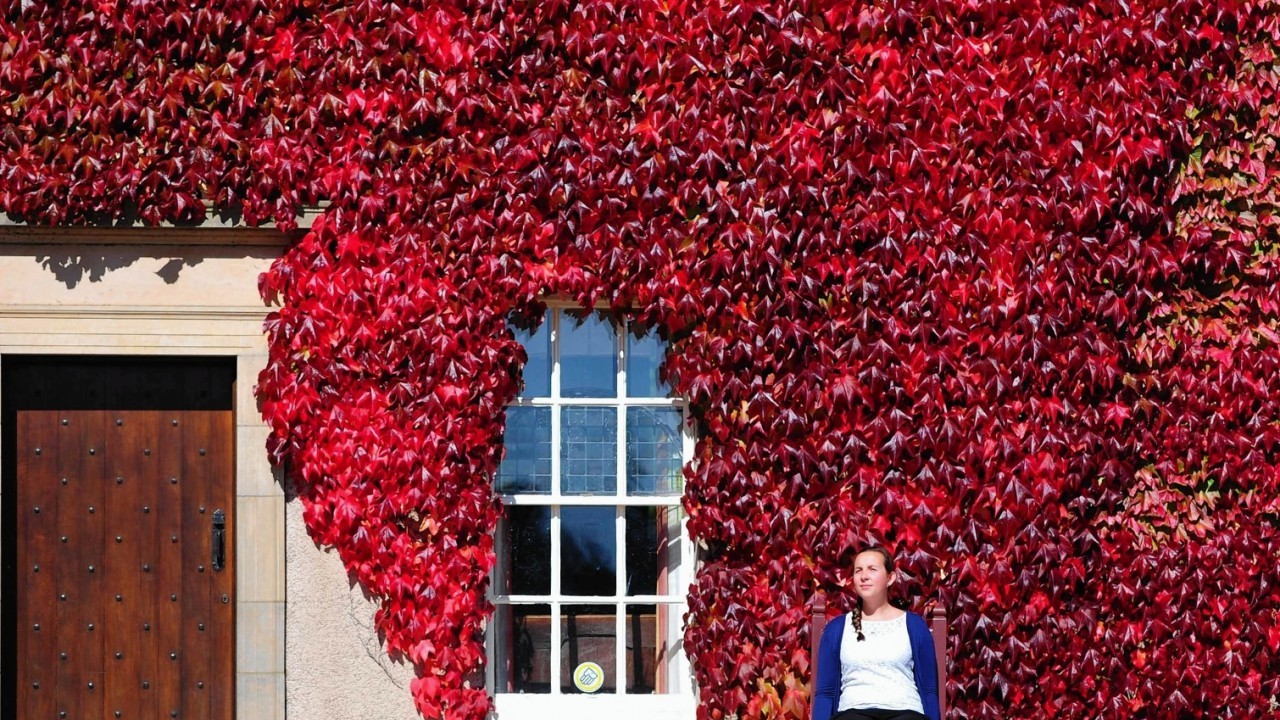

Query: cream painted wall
285;492;421;719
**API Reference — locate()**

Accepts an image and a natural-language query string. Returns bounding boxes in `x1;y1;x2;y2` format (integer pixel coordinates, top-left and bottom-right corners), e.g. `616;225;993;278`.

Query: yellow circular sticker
573;661;605;693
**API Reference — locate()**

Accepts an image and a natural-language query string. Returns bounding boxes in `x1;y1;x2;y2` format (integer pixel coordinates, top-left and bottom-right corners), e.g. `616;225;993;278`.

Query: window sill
492;693;694;720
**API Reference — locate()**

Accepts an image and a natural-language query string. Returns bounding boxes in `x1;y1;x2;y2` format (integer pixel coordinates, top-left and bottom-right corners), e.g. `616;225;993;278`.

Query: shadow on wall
36;253;204;288
1;215;293;290
6;240;287;292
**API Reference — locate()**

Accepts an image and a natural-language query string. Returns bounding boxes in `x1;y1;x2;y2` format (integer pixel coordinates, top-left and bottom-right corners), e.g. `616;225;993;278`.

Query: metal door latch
212;509;226;572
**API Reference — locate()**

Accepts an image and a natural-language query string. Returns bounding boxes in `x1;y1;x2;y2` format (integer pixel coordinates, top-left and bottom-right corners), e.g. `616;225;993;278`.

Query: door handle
212;509;226;572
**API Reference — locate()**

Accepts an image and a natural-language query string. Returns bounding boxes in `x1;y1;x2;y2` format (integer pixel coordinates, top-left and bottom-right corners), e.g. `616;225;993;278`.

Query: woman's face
853;551;895;602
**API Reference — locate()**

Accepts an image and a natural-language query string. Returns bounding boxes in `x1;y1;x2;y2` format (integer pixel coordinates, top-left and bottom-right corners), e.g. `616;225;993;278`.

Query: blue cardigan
811;611;940;720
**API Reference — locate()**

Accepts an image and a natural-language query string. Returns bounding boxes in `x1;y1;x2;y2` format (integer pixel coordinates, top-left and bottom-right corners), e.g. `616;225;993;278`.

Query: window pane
561;507;616;596
625;506;682;596
562;604;617;694
560;310;617;398
561;406;617;495
497;407;551;494
514;321;550;398
494;604;551;693
499;507;550;595
626;329;669;397
625;603;682;694
625;506;657;596
626;407;683;495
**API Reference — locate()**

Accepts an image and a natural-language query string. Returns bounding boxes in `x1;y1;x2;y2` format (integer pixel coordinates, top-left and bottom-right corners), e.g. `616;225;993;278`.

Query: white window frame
489;306;697;720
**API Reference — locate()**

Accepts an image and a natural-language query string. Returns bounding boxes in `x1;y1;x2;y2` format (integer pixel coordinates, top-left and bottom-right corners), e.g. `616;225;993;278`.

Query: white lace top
836;612;924;714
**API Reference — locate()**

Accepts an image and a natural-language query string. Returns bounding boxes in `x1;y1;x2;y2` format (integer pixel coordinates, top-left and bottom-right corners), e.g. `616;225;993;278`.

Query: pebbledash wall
0;219;419;720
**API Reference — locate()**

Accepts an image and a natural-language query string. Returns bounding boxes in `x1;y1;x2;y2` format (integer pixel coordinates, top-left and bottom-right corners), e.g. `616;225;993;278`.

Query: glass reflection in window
562;604;617;693
499;506;551;595
496;407;551;494
626;328;669;398
626;407;683;495
561;407;617;495
560;310;617;398
560;506;616;596
513;321;551;398
494;604;551;693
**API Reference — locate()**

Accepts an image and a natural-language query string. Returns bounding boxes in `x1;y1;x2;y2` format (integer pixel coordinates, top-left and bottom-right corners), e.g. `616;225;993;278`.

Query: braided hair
851;546;899;642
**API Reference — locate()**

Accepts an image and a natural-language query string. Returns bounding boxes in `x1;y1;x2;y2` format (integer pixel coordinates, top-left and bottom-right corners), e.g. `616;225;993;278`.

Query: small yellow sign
573;661;605;693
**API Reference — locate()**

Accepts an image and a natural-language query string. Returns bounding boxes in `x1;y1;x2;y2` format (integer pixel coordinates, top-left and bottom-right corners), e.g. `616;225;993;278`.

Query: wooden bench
810;602;948;718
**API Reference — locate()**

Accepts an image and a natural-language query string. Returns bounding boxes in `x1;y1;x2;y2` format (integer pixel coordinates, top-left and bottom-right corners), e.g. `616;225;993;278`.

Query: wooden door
15;410;234;720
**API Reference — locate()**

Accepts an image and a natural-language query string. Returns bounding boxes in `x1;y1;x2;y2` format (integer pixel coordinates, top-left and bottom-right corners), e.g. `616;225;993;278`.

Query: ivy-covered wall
4;0;1279;718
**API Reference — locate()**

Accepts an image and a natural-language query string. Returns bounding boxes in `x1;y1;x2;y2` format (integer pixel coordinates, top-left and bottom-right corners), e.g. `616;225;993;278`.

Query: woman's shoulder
825;612;848;631
817;611;847;650
902;609;930;631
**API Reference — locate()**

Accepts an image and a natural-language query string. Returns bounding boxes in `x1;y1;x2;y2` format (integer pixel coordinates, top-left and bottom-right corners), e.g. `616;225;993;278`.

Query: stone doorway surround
1;223;289;719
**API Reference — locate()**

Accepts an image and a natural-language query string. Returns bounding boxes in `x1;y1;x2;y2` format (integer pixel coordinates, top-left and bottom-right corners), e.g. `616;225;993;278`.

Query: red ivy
4;0;1279;718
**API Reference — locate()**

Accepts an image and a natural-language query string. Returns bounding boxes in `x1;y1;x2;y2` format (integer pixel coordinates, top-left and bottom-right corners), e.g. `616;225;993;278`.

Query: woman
811;547;940;720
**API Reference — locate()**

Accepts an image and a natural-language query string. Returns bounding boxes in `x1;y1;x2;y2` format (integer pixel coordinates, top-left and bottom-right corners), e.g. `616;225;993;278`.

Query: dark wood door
16;410;234;720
